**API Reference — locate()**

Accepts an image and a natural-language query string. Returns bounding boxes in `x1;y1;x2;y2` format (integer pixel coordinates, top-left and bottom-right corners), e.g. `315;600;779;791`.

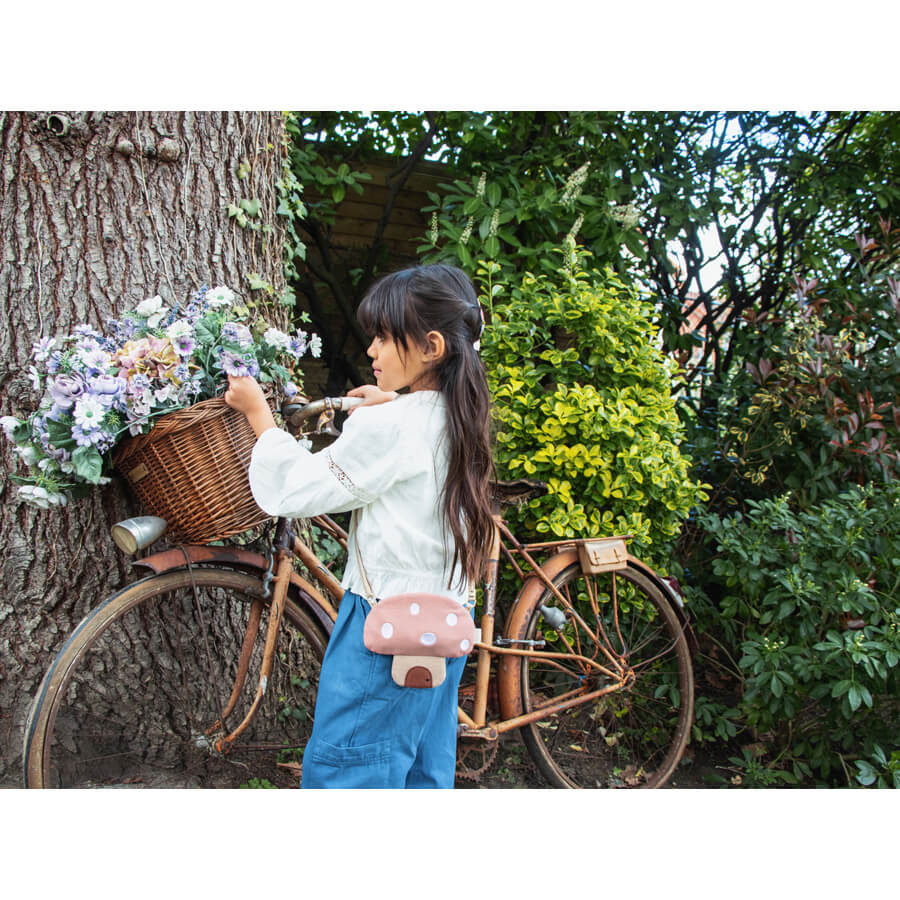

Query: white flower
154;384;178;404
73;396;106;431
16;444;38;465
263;327;292;351
18;484;51;509
166;319;194;341
0;415;20;440
611;203;640;229
135;295;168;329
27;366;42;390
561;162;590;205
206;285;236;308
309;334;322;358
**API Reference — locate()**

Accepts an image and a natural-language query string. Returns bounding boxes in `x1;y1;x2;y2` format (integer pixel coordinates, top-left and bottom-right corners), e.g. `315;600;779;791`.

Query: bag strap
351;509;378;608
351;509;477;611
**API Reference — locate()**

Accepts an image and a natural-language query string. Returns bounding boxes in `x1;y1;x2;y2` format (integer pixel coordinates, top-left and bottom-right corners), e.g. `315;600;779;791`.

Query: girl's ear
422;330;446;363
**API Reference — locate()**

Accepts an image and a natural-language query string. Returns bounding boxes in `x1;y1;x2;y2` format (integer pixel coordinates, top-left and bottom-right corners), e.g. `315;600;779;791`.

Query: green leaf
45;418;77;450
72;446;104;484
239;198;261;218
486;182;501;208
332;184;346;204
247;273;272;293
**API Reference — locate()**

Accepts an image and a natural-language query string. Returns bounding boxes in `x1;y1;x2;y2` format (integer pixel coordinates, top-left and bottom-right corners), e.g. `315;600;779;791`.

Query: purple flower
32;337;56;362
290;331;308;358
71;422;97;447
129;374;151;393
91;374;126;406
283;381;299;398
46;352;62;374
49;373;87;410
79;347;112;376
172;335;195;358
222;322;253;347
174;364;191;381
219;350;259;378
74;324;102;340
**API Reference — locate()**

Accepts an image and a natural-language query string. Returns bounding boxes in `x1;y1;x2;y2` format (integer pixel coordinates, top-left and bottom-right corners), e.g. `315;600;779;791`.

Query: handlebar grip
282;396;365;429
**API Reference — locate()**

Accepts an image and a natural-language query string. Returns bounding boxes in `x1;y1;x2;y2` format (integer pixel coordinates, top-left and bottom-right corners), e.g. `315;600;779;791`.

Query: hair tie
473;304;486;352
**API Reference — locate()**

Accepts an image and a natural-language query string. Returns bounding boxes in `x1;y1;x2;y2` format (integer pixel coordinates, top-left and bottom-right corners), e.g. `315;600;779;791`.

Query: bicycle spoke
28;570;326;788
519;562;693;788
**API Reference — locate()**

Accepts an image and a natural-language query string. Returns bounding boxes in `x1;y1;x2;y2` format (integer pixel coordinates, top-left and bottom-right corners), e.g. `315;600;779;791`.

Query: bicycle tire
518;560;694;788
23;567;329;788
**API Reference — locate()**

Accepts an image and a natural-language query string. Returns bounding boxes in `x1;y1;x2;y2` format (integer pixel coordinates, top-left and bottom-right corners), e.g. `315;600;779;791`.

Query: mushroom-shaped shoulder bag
353;515;477;688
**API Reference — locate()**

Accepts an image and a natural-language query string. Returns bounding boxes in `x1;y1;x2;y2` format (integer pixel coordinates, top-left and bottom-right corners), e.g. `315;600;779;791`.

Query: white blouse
248;391;469;606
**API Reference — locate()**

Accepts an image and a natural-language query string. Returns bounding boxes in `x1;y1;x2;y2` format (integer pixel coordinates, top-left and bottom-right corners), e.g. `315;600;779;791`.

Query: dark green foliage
688;484;900;783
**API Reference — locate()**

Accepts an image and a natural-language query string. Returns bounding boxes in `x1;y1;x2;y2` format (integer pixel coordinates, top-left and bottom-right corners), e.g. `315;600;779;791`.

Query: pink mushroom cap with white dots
363;593;476;658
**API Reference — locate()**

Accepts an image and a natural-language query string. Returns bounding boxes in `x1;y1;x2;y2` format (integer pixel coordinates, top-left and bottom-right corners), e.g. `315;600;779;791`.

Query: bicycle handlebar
282;396;365;435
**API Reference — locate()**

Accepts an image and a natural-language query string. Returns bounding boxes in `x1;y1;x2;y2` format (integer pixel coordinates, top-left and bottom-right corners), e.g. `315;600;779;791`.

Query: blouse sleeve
247;404;423;519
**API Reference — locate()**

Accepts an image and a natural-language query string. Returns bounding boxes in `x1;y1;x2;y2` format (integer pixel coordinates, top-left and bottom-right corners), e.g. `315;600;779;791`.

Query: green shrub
689;483;900;783
479;254;707;563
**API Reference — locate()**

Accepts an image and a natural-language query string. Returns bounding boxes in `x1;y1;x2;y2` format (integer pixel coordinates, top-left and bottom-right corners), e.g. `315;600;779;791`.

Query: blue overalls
301;590;469;789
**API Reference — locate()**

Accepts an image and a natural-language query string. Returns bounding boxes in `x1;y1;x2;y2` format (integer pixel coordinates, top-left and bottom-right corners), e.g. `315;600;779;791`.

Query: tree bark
0;111;286;783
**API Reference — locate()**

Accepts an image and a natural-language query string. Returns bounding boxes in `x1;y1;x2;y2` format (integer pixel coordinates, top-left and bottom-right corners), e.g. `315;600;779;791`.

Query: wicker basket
112;397;270;544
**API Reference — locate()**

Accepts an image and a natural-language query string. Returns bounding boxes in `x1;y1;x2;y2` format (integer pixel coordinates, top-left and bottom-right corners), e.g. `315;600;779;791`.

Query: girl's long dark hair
357;264;494;589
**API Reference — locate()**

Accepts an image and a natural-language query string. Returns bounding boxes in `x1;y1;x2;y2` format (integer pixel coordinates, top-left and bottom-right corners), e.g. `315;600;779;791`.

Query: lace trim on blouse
326;449;377;504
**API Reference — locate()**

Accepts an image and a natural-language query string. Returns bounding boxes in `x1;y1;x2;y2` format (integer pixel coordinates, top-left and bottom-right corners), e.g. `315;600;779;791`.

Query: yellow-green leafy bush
481;261;707;562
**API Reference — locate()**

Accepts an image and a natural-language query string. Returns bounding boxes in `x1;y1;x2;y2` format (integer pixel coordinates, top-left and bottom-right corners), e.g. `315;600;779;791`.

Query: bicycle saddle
490;478;549;507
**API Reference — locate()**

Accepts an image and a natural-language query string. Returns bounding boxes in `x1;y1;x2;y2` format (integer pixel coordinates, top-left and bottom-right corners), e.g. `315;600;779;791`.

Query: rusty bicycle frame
135;397;688;762
162;508;643;759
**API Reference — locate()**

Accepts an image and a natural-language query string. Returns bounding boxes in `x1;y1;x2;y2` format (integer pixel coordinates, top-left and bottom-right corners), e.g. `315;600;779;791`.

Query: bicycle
23;395;695;789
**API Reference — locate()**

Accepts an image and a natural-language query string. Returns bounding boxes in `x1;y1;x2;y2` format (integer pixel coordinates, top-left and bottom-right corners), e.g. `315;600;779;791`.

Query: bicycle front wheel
519;560;694;788
24;567;329;788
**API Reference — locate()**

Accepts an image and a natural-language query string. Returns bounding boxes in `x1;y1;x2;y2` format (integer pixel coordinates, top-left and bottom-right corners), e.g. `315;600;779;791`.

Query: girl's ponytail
358;264;495;588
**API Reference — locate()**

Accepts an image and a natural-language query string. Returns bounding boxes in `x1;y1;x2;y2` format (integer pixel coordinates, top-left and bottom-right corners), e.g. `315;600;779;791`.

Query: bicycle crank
455;734;499;782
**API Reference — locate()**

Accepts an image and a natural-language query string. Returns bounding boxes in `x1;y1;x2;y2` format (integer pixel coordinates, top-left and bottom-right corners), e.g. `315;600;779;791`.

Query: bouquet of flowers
1;284;320;509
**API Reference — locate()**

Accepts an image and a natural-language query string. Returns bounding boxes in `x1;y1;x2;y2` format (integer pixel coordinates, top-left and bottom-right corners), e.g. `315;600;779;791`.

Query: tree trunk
0;111;286;783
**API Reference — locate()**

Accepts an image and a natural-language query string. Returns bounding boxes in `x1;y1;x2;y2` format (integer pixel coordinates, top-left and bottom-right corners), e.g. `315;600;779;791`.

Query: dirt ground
453;728;735;790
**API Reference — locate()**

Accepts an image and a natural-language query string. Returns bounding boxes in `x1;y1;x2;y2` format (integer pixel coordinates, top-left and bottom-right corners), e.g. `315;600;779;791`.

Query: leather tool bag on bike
352;513;476;689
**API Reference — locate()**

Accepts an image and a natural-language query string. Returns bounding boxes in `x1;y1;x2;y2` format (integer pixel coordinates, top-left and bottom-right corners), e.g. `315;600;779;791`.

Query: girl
224;263;494;789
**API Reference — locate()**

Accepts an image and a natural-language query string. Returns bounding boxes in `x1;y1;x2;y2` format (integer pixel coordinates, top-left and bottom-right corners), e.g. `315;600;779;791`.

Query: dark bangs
357;268;424;353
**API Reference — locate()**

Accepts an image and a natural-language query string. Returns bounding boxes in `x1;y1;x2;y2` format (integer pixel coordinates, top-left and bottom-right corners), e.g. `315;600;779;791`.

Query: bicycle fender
132;545;338;633
624;557;699;658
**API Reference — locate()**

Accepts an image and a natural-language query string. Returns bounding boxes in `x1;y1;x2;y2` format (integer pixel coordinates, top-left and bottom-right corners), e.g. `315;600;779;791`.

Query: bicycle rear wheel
24;567;329;788
519;560;693;788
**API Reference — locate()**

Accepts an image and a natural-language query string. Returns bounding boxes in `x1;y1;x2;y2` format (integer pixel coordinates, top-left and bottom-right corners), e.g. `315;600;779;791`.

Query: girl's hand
225;376;276;437
346;384;397;414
